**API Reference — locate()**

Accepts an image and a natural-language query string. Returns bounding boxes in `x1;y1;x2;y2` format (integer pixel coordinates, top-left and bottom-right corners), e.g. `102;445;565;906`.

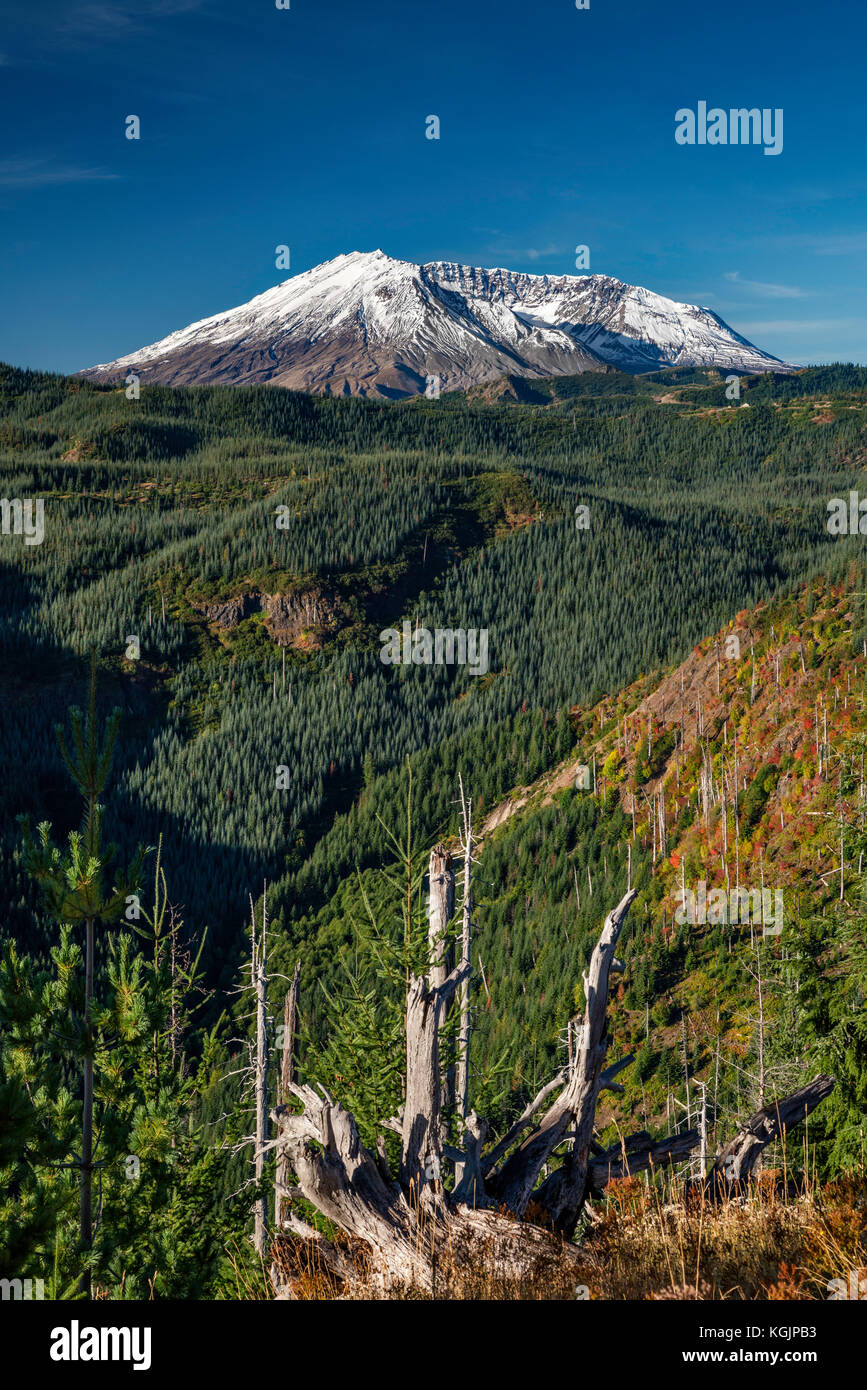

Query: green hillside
3;362;867;1298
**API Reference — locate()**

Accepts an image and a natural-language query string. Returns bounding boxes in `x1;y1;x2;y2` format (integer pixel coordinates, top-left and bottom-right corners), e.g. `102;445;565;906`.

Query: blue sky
1;0;864;372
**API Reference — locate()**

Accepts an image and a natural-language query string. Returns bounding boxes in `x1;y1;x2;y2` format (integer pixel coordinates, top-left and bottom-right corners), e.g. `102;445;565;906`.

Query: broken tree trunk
399;955;469;1196
710;1074;835;1189
427;844;455;990
587;1129;702;1193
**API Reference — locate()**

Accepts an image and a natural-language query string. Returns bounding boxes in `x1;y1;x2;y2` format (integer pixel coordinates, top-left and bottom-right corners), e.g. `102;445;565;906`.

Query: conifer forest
3;362;867;1315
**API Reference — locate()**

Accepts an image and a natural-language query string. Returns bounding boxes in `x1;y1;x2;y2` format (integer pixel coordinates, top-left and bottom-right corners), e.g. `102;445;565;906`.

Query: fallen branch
710;1075;835;1187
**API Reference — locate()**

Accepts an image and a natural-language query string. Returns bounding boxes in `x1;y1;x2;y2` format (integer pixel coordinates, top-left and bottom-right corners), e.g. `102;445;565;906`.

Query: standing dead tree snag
227;884;275;1260
426;842;456;1138
398;871;468;1199
456;779;473;1128
274;961;300;1230
453;779;483;1203
251;892;269;1259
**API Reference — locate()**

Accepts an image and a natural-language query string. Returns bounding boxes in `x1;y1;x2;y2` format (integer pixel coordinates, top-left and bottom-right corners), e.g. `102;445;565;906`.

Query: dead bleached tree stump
271;851;702;1293
271;836;835;1295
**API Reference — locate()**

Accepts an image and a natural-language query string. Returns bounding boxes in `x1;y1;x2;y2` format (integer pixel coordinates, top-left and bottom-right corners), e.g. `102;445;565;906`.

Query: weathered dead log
710;1074;835;1187
271;879;644;1289
586;1129;701;1193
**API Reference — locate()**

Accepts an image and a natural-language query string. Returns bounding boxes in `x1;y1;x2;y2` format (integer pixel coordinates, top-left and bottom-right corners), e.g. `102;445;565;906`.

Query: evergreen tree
19;657;144;1293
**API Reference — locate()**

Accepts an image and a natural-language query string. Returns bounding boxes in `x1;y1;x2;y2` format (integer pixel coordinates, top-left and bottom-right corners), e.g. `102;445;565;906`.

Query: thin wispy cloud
0;159;119;189
522;245;562;263
58;0;202;42
2;0;203;57
724;271;810;300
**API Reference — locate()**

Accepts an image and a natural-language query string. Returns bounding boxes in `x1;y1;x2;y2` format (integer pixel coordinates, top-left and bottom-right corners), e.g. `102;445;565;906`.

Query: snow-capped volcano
81;250;789;396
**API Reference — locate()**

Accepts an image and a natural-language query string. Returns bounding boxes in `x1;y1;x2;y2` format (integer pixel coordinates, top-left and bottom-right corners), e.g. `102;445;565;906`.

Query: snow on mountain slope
426;262;784;374
80;250;790;397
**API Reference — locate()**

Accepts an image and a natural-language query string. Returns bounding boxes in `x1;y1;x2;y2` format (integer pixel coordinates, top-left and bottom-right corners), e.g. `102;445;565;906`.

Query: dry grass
269;1175;867;1301
572;1174;867;1301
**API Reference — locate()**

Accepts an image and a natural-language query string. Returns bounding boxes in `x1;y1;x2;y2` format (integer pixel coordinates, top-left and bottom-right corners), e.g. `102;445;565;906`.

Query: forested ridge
2;362;867;1299
3;363;864;960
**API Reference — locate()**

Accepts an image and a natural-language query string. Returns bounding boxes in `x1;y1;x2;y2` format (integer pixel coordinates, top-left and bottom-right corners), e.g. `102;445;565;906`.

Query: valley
2;359;867;1300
